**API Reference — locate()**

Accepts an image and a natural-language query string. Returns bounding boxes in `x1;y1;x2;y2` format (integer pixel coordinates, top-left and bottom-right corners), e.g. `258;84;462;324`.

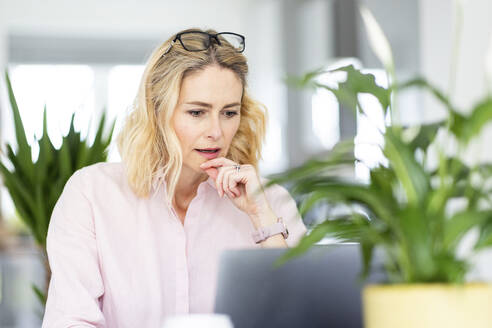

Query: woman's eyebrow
184;101;241;109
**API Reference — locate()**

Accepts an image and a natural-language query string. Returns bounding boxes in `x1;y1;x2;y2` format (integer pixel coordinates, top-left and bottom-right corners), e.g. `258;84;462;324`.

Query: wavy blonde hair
117;28;267;202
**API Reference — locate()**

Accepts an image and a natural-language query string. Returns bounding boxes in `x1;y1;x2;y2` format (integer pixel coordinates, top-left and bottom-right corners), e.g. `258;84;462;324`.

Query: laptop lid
214;244;376;328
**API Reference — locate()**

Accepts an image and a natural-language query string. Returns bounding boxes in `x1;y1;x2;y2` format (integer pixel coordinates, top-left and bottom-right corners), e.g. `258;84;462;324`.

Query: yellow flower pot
363;283;492;328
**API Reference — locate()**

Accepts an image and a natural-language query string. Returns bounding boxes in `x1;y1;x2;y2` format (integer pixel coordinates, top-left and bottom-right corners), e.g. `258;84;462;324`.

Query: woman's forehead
179;67;243;103
181;66;242;87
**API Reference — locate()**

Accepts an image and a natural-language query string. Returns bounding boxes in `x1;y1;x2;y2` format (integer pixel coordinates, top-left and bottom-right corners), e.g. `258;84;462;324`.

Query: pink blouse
41;162;307;328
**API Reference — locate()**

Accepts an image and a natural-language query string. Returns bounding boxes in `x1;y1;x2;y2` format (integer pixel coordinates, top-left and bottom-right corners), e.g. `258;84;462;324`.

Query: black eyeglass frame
163;31;245;55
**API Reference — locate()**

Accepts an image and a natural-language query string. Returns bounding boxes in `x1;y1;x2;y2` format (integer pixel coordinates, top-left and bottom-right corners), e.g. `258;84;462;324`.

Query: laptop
214;244;384;328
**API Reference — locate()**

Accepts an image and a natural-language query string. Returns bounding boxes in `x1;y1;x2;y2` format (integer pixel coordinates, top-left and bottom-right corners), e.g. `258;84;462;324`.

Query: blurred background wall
0;0;491;326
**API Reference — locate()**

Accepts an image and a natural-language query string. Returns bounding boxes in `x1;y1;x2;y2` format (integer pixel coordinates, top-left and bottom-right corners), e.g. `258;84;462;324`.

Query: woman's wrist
248;208;277;230
249;210;288;248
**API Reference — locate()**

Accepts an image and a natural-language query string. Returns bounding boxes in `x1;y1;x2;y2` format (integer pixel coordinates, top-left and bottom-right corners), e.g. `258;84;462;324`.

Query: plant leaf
315;65;391;115
31;283;47;306
4;70;35;183
407;122;443;152
444;210;492;250
284;66;328;89
398;78;457;114
384;128;430;206
274;220;336;268
360;239;374;280
265;139;355;188
397;206;435;281
290;178;396;226
474;220;492;250
359;5;394;74
451;98;492;144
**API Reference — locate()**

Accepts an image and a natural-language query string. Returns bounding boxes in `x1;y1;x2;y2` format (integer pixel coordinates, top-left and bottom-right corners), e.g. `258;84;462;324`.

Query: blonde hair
117;28;267;202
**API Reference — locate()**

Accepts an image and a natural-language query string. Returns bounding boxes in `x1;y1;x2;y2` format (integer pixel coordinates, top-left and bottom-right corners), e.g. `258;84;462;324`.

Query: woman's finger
232;185;241;197
222;168;238;198
200;157;236;170
215;166;227;197
227;170;240;197
216;166;234;197
202;167;219;180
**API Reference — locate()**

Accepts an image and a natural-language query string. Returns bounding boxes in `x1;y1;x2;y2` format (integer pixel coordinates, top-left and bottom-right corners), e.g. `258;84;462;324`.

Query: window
6;65;95;155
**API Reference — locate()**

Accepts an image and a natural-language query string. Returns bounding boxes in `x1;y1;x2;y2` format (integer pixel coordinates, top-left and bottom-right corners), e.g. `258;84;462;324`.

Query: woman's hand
201;157;288;247
199;157;272;218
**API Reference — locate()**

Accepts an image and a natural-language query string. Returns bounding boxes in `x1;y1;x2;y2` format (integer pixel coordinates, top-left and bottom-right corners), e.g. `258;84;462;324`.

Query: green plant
0;70;115;304
269;10;492;284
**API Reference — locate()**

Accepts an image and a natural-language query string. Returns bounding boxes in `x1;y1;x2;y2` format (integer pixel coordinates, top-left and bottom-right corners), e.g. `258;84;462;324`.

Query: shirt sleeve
42;169;106;328
262;178;308;247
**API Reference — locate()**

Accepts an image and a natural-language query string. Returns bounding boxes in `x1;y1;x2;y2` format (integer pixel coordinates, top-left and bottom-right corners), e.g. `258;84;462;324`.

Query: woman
42;28;307;327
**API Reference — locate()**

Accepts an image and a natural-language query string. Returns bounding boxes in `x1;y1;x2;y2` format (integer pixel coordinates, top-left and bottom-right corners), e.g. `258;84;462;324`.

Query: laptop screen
214;244;376;328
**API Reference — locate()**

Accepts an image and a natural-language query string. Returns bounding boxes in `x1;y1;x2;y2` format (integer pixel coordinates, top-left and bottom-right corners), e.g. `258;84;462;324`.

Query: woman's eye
188;110;203;117
224;111;239;118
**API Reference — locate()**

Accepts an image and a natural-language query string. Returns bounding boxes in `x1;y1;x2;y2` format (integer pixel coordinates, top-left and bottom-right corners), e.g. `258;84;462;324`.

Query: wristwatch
252;217;289;244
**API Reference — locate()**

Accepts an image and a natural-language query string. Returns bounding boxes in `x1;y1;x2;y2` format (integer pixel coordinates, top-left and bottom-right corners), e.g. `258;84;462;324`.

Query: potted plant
268;5;492;328
0;70;115;306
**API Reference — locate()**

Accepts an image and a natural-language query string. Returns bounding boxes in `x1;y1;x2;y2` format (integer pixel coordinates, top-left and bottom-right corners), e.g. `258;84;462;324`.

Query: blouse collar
151;169;217;198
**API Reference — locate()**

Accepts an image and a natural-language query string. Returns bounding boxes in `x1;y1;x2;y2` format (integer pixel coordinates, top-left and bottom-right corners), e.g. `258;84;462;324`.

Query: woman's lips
195;149;221;159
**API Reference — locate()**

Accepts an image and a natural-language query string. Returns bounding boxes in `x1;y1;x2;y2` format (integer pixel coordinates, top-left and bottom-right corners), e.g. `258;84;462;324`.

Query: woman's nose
206;117;223;140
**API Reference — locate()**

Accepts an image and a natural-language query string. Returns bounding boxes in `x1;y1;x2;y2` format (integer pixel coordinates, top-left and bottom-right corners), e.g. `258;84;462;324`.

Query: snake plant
0;70;115;303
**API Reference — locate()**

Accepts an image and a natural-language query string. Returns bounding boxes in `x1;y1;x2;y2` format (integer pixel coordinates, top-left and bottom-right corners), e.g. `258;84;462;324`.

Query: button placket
165;179;211;314
165;201;189;313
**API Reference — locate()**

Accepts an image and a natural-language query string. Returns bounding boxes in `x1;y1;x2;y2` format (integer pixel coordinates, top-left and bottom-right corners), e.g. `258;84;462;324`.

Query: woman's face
172;65;242;176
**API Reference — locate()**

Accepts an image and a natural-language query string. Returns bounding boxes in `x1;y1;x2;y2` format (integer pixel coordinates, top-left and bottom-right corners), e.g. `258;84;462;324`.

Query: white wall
295;0;334;155
454;0;492;164
0;0;247;39
0;0;249;82
242;0;290;172
419;0;454;123
453;0;492;110
283;0;335;167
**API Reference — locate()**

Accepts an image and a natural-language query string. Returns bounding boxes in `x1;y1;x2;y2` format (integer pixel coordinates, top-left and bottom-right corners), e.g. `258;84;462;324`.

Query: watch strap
252;217;289;244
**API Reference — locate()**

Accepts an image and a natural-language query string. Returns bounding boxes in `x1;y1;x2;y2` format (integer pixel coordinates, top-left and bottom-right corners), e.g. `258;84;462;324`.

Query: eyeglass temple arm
163;40;175;55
